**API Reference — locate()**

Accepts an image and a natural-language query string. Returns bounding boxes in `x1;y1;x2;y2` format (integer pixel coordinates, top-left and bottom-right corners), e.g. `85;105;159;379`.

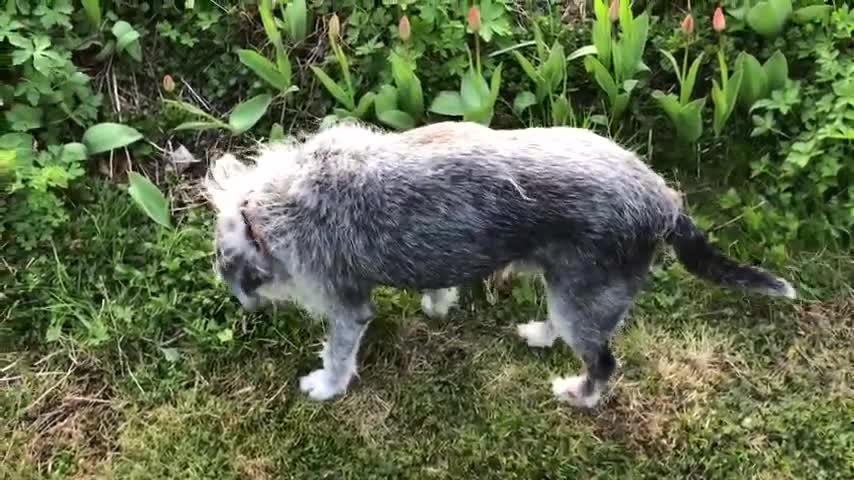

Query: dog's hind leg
544;260;648;409
299;300;374;401
420;287;459;319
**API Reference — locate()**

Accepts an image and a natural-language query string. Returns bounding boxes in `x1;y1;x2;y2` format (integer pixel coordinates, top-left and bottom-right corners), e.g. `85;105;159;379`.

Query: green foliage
735;50;789;109
374;51;425;130
506;23;576;126
652;49;706;143
428;64;503;126
127;172;172;228
570;0;650;124
711;51;744;138
0;1;144;251
746;4;854;244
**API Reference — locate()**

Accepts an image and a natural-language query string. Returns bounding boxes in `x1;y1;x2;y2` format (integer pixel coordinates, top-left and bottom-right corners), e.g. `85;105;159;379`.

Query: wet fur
205;120;796;406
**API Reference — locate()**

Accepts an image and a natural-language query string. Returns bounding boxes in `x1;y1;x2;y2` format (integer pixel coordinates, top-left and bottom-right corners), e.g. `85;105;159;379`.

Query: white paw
421;288;459;319
551;375;601;409
299;369;345;401
516;321;557;348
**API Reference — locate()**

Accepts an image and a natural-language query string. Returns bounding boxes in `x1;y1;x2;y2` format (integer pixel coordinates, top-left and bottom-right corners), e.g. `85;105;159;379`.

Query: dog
204;120;796;408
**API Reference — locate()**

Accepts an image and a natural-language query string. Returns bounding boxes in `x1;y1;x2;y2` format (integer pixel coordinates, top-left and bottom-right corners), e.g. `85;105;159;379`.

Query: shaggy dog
205;121;796;408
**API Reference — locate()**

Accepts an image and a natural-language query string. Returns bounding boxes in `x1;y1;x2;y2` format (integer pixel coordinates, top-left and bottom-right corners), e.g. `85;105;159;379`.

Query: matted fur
205;120;796;406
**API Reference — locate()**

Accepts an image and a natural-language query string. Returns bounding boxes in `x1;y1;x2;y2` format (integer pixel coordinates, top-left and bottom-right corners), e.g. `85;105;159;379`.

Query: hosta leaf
127;171;171;228
513;91;538;114
429;91;465;117
82;123;143;154
238;49;288;91
377;109;415;131
228;94;273;134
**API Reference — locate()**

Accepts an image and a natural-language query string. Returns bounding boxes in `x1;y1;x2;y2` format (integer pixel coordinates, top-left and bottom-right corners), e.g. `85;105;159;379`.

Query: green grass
2;180;853;479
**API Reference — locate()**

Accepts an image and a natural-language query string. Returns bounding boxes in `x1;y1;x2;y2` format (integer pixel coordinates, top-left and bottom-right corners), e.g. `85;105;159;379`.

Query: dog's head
204;154;287;310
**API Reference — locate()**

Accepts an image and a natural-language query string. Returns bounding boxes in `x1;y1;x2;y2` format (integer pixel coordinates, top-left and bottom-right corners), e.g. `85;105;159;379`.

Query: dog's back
257;122;681;290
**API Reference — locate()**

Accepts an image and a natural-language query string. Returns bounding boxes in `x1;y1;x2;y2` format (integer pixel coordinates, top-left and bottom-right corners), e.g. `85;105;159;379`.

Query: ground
1;181;852;479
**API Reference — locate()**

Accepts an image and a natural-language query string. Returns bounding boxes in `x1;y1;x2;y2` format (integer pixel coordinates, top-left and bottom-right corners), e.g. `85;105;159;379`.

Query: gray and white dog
205;121;796;408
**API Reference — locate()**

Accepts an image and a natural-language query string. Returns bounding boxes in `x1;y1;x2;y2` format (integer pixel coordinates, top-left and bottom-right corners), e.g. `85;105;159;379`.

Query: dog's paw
551;375;602;409
299;369;345;401
516;321;557;348
421;288;459;319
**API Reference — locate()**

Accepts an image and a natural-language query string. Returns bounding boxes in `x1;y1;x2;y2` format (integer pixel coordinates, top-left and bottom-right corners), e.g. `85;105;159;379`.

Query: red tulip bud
398;15;411;41
162;74;175;92
712;6;726;32
467;5;481;33
681;14;694;35
609;0;619;22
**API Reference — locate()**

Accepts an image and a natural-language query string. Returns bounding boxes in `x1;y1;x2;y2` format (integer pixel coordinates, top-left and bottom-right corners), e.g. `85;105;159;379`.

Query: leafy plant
165;94;274;135
651;49;706;143
374;52;425;130
735;50;789;109
128;172;172;228
569;0;650;124
506;23;574;126
280;0;309;43
428;5;503;126
710;50;743;138
311;14;375;124
727;0;793;38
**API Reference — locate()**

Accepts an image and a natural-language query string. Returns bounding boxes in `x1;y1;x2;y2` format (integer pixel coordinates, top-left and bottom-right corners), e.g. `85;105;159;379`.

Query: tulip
399;15;411;41
681;14;694;35
609;0;619;22
162;74;175;92
467;5;480;33
712;6;725;32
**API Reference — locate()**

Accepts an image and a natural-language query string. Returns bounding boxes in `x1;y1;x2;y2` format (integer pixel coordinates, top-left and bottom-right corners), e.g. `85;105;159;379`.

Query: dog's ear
205;154;250;212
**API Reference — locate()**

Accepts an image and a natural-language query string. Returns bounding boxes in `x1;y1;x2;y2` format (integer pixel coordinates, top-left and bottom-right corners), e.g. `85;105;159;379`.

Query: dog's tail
665;212;797;299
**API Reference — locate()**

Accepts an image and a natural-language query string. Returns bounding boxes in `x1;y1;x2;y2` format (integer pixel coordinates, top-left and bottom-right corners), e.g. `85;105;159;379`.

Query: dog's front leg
299;302;373;401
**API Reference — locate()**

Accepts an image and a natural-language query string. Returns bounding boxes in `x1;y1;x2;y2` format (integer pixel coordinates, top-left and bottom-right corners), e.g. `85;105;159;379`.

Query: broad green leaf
736;52;768;109
284;0;308;42
228;94;273;134
591;20;611;68
541;44;565;94
127;171;171;228
625;13;649;79
238;49;288;91
613;92;630;120
651;90;682;121
487;63;503;105
259;0;284;54
513;91;538;114
353;92;375;119
512;51;543;90
618;0;633;35
112;20;142;61
310;66;354;110
429;91;465;117
374;85;399;113
275;49;293;87
659;49;683;88
60;143;88;163
81;0;101;29
683;53;705;106
461;68;489;112
792;5;832;24
763;50;788;93
82;123;143;154
160;347;180;363
746;0;793;38
390;54;423;120
217;328;233;343
584;56;618;103
677;97;706;143
551;95;572;126
567;45;597;62
377;109;415;130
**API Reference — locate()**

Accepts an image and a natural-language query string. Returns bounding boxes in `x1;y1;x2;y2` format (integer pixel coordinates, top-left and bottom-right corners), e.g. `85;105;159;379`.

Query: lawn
2;180;852;480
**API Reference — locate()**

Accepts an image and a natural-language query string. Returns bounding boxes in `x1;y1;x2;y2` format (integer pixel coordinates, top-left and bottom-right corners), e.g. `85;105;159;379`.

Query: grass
2;180;853;479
